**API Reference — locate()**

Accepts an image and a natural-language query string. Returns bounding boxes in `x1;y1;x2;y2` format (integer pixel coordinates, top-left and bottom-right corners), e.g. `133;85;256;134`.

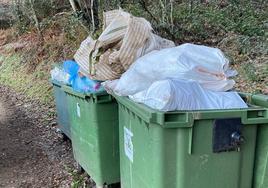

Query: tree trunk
29;0;43;41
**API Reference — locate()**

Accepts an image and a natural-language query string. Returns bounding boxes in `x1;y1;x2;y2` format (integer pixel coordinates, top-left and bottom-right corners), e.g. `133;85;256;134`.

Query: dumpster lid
113;94;268;128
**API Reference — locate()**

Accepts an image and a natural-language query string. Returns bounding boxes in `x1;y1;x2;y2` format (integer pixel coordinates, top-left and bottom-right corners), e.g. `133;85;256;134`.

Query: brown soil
0;85;75;187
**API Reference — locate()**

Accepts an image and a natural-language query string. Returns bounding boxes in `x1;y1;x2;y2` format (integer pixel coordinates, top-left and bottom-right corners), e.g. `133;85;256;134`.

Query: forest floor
0;86;76;187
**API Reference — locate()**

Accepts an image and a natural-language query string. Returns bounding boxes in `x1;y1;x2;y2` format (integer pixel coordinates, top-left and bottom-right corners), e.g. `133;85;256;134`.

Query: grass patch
0;11;89;105
0;53;54;105
65;165;88;188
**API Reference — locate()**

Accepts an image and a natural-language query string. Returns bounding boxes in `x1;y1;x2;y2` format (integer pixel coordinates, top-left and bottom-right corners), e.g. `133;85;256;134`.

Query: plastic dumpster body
51;80;71;139
63;86;119;187
245;94;268;188
114;95;268;188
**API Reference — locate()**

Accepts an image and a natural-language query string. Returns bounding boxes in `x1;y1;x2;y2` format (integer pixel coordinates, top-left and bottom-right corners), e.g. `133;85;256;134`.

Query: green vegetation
67;168;86;188
0;54;53;104
98;1;268;43
0;9;88;105
1;0;267;102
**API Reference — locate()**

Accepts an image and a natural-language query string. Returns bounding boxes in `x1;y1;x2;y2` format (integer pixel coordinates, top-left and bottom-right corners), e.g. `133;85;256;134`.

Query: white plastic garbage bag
129;79;247;111
106;43;236;96
50;67;70;84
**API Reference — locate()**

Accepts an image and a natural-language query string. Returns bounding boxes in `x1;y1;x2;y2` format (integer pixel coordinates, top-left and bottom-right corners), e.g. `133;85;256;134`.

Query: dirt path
0;86;75;187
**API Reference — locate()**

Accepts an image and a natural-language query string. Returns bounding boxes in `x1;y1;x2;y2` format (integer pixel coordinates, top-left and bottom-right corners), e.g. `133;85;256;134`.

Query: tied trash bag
72;75;103;93
63;60;79;84
104;43;237;96
129;79;248;111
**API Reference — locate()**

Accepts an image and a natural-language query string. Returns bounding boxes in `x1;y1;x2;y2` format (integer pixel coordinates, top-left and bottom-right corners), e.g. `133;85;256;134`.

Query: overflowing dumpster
48;10;268;187
113;94;268;188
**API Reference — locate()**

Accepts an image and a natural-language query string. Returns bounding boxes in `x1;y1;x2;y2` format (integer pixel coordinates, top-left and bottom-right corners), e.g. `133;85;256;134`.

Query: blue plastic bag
59;60;103;93
72;76;103;93
63;60;79;85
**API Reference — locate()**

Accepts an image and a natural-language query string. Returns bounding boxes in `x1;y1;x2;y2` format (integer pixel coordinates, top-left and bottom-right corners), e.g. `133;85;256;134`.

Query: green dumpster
240;93;268;108
51;80;71;139
251;94;268;108
245;94;268;188
113;95;268;188
63;86;120;187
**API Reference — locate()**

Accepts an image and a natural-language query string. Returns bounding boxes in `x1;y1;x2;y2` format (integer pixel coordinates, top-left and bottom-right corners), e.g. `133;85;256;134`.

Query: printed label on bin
124;127;133;162
76;103;81;118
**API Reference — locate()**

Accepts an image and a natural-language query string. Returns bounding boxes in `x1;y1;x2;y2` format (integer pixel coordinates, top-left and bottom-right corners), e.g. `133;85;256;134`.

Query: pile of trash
51;9;247;111
51;60;103;93
74;9;175;81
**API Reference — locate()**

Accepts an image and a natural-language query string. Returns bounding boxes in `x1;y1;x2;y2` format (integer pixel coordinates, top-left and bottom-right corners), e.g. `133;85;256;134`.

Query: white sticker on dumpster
124;127;133;162
76;103;81;118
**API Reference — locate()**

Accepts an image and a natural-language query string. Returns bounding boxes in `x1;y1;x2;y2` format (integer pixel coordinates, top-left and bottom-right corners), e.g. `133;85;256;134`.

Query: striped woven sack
74;9;175;81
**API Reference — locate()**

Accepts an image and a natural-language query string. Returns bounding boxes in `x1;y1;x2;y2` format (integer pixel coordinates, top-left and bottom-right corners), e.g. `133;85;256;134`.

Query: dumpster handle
93;94;113;103
161;113;194;128
242;109;268;124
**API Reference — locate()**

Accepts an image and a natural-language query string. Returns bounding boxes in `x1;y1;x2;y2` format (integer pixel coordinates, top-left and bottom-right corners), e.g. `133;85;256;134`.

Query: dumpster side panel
66;93;120;186
251;94;268;188
118;101;257;188
52;83;71;139
254;125;268;188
